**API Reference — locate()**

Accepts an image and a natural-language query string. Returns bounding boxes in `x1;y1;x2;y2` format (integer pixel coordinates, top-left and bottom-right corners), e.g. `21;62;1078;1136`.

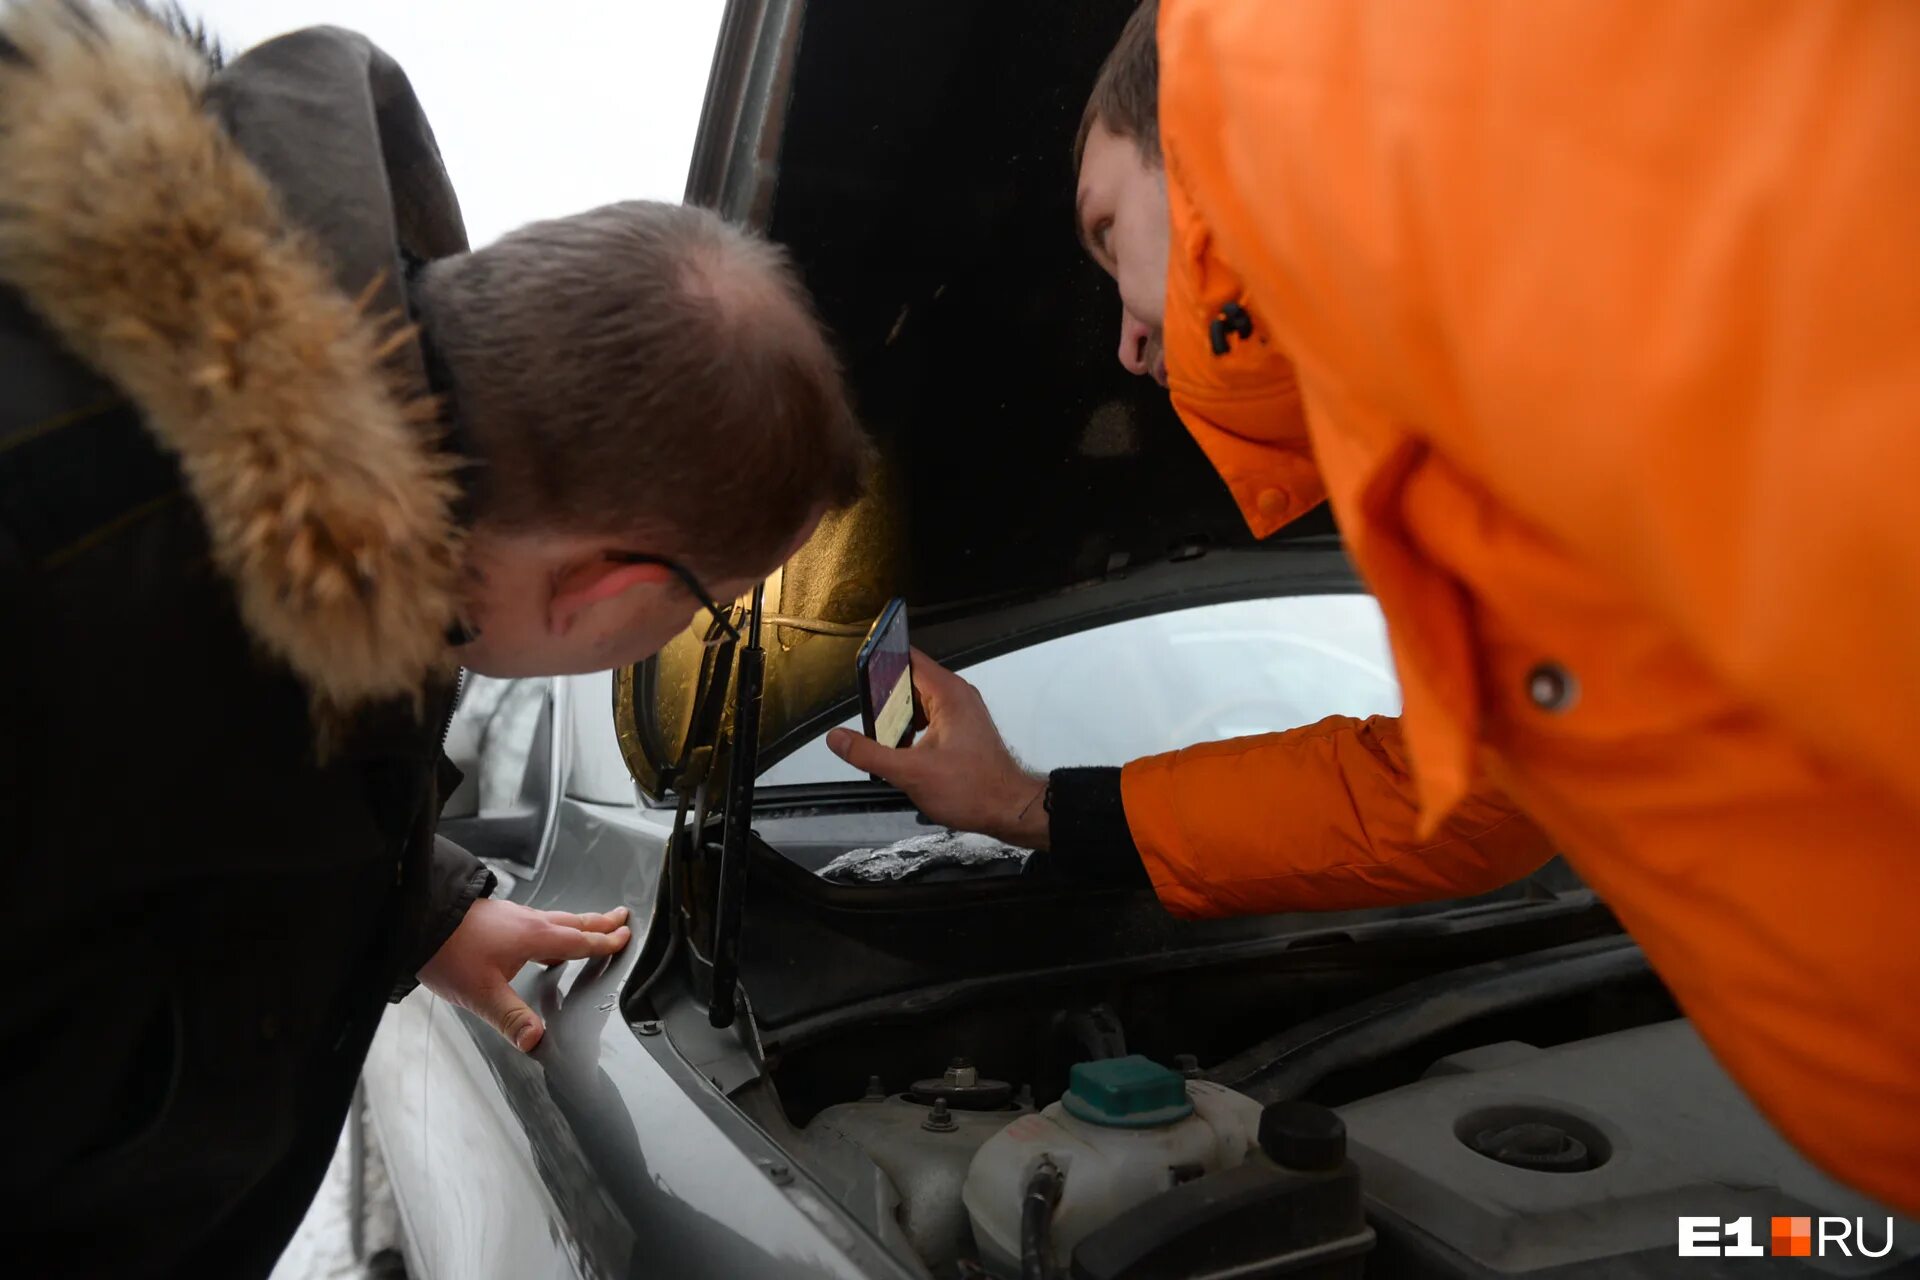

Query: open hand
418;899;632;1052
827;650;1050;849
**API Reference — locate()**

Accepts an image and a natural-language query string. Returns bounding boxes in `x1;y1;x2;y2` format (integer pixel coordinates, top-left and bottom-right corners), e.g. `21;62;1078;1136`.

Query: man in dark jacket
0;2;870;1274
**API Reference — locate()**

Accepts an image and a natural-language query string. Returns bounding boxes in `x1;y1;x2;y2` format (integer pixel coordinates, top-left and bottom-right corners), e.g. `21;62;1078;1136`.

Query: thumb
478;980;544;1052
826;727;913;784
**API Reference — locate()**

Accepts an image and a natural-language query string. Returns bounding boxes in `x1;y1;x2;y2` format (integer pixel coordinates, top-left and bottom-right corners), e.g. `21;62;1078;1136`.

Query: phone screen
858;598;916;751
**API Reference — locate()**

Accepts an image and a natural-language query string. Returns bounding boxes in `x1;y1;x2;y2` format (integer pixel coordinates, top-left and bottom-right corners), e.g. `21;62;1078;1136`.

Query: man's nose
1117;311;1153;377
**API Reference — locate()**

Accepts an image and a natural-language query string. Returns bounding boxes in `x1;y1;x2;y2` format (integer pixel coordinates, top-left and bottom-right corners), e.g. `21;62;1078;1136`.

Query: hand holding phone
829;647;1049;847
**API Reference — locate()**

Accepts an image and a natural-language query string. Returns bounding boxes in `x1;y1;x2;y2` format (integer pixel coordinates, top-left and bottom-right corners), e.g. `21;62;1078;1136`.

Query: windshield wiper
708;582;766;1028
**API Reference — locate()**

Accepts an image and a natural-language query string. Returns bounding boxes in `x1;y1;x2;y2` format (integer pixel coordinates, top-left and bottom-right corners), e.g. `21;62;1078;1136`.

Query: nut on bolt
759;1158;794;1186
944;1058;980;1089
923;1097;959;1133
636;1020;663;1037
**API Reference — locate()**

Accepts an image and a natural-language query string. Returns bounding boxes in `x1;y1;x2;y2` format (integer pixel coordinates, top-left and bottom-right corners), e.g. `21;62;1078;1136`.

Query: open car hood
615;0;1354;796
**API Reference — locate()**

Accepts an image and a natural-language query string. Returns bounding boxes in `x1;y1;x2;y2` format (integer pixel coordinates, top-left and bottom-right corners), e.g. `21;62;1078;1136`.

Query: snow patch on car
818;830;1031;882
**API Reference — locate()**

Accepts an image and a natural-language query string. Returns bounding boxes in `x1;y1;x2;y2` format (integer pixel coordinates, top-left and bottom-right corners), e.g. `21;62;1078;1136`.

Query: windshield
761;594;1400;786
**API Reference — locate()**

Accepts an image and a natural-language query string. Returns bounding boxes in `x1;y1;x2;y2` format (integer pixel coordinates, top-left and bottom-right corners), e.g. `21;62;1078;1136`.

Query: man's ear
549;558;672;636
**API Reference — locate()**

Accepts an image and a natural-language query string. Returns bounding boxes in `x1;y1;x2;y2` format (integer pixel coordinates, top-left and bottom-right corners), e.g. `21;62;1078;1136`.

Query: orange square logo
1772;1217;1812;1257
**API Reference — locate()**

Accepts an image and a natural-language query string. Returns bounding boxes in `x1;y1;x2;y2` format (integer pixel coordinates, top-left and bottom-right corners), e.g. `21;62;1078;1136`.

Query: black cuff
389;860;496;1002
1042;767;1151;889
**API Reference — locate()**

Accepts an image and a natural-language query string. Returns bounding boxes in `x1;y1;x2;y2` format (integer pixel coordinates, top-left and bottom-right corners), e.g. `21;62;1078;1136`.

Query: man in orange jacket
829;0;1920;1214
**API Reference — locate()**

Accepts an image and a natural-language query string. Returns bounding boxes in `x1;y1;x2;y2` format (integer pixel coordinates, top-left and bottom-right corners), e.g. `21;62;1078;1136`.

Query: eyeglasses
604;551;742;644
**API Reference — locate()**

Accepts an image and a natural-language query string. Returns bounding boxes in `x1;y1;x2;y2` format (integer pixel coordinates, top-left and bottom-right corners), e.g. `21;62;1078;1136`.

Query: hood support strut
708;582;767;1028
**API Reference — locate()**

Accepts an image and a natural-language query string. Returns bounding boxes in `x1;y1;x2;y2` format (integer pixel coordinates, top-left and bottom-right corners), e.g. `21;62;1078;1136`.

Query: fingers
907;648;977;716
543;906;631;933
536;921;633;965
477;980;543;1053
826;727;917;785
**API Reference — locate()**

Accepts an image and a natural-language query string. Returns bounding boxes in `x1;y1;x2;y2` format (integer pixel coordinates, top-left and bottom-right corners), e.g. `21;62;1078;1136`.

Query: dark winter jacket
0;5;492;1273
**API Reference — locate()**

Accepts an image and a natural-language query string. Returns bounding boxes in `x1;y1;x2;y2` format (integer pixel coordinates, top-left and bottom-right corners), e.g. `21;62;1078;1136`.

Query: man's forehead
1074;131;1119;249
1076;124;1134;207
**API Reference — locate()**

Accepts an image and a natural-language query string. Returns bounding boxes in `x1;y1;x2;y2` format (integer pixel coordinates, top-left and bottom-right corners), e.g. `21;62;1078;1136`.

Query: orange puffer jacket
1121;0;1920;1212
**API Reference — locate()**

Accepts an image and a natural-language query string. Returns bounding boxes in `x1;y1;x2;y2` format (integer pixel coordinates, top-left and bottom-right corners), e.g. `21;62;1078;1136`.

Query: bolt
760;1159;794;1186
863;1074;887;1100
1175;1053;1201;1077
923;1097;958;1133
944;1059;980;1088
1015;1084;1035;1111
636;1020;663;1036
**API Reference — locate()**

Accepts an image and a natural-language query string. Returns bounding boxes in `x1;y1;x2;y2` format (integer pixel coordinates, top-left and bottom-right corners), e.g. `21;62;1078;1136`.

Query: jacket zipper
401;667;467;887
440;667;467;748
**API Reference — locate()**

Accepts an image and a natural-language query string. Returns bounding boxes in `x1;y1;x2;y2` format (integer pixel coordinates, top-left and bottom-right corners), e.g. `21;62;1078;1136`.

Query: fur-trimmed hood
0;0;467;713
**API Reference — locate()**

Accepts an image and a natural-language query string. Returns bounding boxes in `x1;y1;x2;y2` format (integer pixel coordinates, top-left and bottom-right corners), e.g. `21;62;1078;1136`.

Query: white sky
191;0;729;247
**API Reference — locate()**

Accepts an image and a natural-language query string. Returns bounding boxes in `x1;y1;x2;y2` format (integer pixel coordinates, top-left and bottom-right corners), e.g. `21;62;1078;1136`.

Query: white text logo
1677;1216;1894;1259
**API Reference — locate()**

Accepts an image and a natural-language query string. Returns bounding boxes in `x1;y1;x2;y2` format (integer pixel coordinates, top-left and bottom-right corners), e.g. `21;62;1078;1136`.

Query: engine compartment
730;941;1918;1279
630;804;1913;1277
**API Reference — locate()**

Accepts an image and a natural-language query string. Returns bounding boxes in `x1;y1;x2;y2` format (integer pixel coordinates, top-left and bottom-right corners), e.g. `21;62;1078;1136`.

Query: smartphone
856;597;918;764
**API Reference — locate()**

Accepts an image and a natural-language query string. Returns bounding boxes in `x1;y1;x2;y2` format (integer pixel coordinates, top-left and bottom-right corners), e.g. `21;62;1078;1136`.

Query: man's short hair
1074;0;1160;174
415;201;871;579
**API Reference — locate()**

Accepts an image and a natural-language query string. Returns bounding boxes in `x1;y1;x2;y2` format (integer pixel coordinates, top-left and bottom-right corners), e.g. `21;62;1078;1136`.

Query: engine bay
717;939;1918;1279
631;790;1915;1278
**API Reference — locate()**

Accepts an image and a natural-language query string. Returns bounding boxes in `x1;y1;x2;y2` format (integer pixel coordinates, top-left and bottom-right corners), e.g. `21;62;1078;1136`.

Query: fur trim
114;0;224;68
0;0;462;713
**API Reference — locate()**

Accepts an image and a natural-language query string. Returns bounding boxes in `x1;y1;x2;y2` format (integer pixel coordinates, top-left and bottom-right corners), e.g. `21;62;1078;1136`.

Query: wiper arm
708;582;766;1029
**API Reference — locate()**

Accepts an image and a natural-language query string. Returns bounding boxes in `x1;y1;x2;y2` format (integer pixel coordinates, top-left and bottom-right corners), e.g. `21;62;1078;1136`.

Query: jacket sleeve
389;836;494;1001
1119;715;1555;919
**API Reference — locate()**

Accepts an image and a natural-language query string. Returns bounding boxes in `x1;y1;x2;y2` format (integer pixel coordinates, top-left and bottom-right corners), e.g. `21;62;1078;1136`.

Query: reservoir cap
1258;1100;1347;1171
1063;1056;1195;1128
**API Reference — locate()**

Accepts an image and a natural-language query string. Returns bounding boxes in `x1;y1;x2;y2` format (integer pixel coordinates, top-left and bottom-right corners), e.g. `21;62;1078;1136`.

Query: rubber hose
1205;935;1649;1104
1021;1157;1065;1280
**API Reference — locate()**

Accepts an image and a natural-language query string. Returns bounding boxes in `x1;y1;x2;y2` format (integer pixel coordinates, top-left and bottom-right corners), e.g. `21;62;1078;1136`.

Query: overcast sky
190;0;728;247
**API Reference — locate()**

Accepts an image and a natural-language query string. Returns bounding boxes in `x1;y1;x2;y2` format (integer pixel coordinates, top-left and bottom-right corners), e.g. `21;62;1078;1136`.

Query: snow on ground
271;1104;405;1280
